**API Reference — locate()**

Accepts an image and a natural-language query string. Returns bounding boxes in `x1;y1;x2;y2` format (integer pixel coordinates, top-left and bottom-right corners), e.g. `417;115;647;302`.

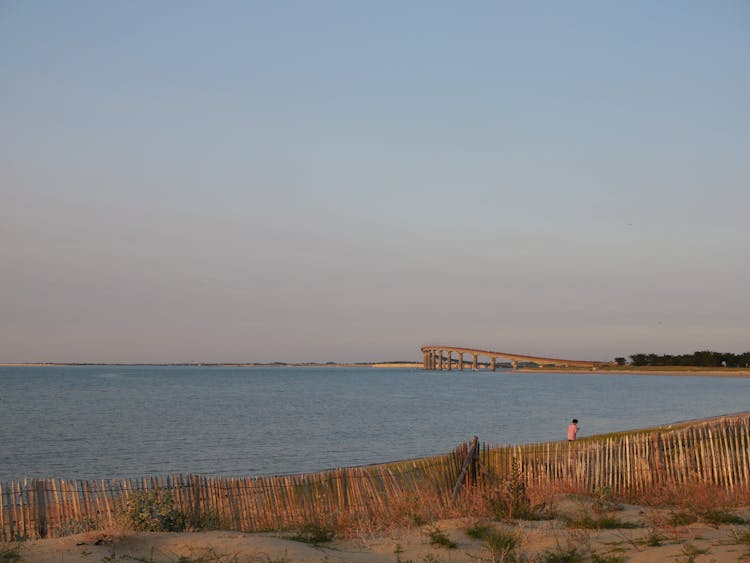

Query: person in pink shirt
567;419;579;441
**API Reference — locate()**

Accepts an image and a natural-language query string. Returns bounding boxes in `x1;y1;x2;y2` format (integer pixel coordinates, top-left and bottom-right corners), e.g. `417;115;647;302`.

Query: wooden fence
483;413;750;495
3;413;750;542
0;449;466;541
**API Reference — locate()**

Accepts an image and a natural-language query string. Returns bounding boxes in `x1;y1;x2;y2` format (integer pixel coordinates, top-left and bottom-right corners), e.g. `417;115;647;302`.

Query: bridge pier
421;346;598;372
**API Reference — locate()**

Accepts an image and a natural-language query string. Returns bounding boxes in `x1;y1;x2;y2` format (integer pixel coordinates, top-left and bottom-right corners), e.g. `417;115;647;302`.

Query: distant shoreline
519;367;750;377
0;361;422;368
2;362;749;377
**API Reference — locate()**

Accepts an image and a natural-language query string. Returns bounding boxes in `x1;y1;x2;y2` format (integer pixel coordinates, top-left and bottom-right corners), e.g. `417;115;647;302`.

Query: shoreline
3;361;749;375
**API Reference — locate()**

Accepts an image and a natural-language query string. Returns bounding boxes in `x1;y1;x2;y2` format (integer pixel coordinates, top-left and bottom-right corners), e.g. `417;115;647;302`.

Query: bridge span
421;345;601;371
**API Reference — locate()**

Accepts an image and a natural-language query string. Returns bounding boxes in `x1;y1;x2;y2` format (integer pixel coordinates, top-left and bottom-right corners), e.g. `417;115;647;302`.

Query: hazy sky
2;1;749;363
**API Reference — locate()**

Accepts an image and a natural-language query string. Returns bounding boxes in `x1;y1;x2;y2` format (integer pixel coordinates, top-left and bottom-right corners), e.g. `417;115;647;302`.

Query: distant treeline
625;351;750;367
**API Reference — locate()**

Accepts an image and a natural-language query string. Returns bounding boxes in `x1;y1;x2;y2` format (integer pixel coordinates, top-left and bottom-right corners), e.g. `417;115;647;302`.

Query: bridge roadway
421;345;601;371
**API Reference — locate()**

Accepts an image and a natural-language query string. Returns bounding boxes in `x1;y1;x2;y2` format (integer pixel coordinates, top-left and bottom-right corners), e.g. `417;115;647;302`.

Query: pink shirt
567;423;578;441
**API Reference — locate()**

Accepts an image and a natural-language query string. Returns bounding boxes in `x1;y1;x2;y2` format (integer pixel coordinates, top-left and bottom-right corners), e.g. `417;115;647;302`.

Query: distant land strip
2;362;750;376
0;361;419;368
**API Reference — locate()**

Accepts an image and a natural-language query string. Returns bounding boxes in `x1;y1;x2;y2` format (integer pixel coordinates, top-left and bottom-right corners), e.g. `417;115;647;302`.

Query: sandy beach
14;498;750;562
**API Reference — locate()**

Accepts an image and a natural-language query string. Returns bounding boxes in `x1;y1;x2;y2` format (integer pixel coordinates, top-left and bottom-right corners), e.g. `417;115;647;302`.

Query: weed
678;542;709;563
170;546;243;562
538;545;585;562
289;523;335;546
590;555;625;563
186;510;223;531
490;458;531;520
56;517;98;536
101;551;131;563
484;529;520;561
394;543;418;563
668;510;698;527
700;509;745;525
0;543;23;563
591;487;622;514
566;512;638;530
119;491;186;532
489;458;551;521
644;529;663;547
465;521;492;540
732;527;750;545
426;526;457;549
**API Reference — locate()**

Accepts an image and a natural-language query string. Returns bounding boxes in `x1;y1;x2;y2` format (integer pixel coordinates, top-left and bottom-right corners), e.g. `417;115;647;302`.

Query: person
567;419;579;441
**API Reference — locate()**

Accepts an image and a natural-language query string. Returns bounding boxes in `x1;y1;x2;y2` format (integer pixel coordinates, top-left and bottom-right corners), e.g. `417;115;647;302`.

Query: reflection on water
0;366;748;481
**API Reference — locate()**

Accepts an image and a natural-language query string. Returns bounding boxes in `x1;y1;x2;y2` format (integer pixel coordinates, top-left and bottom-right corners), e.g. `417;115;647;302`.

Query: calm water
1;365;749;482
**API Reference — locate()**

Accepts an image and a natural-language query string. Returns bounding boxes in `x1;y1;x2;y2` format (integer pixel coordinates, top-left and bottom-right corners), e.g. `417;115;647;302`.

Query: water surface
1;366;748;481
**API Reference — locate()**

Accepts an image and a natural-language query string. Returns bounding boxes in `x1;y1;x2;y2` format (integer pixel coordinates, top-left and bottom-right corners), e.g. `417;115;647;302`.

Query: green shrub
731;528;750;546
493;458;531;519
680;542;709;563
56;517;97;536
668;510;698;526
121;491;186;532
644;530;663;547
187;510;223;531
0;543;23;563
591;487;622;514
538;546;584;563
700;509;745;525
488;458;554;523
566;512;638;530
484;529;520;560
465;521;492;540
426;526;457;549
289;523;335;545
591;555;625;563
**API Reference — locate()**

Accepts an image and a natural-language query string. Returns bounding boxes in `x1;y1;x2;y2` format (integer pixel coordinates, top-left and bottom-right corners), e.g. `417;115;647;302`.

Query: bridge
421;345;601;371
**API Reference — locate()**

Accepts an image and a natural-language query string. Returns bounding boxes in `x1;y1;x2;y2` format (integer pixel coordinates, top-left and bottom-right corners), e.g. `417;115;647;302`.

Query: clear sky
2;1;749;363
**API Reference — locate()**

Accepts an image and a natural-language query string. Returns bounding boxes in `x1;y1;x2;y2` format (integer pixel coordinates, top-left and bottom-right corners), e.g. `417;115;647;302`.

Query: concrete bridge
421;345;601;371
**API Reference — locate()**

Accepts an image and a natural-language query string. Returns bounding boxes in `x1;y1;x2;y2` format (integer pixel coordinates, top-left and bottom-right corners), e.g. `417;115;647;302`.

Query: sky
1;1;749;363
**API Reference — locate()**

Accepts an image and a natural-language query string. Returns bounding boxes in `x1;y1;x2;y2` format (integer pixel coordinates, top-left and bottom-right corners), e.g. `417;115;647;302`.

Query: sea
1;365;749;483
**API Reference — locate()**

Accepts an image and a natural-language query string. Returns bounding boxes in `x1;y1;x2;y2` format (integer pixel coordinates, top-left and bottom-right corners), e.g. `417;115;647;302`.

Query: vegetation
700;508;746;525
667;510;698;526
489;457;552;521
626;350;750;367
288;523;335;546
119;491;186;532
565;513;639;530
426;526;457;549
679;542;710;563
465;521;493;539
0;543;22;563
483;528;521;561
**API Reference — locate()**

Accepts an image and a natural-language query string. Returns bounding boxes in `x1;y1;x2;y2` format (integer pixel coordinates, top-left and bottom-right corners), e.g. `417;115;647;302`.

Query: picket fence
2;412;749;541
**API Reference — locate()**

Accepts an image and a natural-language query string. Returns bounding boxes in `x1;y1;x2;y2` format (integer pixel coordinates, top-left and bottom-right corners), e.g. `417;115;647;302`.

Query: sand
14;497;750;562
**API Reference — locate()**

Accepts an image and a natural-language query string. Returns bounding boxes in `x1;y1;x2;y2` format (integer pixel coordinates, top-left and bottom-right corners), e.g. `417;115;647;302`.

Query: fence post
452;436;479;503
34;480;47;538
